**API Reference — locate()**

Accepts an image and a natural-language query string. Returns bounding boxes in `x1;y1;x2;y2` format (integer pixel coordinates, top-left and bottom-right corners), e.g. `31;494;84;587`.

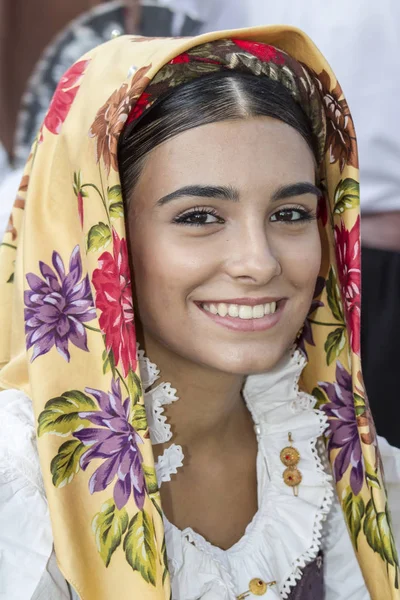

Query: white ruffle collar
139;346;333;600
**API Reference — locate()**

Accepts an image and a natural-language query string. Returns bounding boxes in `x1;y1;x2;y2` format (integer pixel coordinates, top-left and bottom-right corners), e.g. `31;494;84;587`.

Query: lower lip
196;301;285;332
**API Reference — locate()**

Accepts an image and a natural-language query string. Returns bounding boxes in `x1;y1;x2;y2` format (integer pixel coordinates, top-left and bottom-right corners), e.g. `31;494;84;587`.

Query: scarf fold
0;26;398;599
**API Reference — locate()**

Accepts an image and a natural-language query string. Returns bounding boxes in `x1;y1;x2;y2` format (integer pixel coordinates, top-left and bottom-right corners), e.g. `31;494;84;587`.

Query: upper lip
197;297;283;306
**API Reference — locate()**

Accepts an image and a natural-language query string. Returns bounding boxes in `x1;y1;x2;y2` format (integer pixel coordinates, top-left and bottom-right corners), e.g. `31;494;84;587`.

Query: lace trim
140;346;334;599
156;444;184;484
280;408;333;599
180;528;237;598
139;349;184;480
138;345;159;388
144;382;179;444
280;350;333;599
243;348;333;600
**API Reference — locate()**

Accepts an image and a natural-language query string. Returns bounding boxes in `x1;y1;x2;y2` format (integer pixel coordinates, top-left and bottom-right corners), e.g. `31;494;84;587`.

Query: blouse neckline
140;345;334;599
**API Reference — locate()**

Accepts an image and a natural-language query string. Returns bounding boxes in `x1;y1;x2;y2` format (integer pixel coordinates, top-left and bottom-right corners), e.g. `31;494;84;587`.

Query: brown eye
173;208;223;226
270;207;314;223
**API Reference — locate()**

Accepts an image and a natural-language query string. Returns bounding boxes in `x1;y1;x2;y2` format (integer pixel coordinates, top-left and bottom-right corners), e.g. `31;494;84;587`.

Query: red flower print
43;60;90;135
232;39;285;65
334;216;361;354
77;192;84;228
169;53;190;64
126;92;152;125
72;171;88;228
92;230;137;375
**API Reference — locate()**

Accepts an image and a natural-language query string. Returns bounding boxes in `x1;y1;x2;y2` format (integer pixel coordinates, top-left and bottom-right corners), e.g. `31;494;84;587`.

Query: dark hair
118;70;316;204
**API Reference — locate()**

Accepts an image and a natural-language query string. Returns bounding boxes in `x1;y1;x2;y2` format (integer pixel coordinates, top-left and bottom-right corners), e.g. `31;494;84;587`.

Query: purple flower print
24;246;96;361
75;378;146;510
320;361;364;495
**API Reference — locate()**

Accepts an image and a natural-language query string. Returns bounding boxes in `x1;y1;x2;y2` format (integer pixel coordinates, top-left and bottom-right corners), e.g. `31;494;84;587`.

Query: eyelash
270;205;316;224
173;207;224;226
173;205;316;227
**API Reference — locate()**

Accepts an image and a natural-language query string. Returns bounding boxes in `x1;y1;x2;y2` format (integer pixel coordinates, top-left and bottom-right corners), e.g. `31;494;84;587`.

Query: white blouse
1;349;399;599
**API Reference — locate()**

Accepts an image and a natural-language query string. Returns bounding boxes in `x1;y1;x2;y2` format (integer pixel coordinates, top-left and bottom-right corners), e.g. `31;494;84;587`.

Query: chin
206;343;293;376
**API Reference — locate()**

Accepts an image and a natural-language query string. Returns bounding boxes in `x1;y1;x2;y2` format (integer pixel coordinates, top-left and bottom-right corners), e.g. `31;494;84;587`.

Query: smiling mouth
196;298;285;332
201;300;277;319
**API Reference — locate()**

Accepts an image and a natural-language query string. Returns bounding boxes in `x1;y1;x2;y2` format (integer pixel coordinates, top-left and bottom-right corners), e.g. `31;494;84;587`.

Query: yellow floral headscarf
0;26;398;600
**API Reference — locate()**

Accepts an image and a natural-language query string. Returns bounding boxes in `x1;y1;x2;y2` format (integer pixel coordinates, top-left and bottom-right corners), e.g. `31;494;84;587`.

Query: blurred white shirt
0;168;23;239
193;0;400;214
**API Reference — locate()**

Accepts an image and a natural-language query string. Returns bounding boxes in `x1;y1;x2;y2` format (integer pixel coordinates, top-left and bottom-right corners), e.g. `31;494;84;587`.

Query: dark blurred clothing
0;0;107;158
361;246;400;447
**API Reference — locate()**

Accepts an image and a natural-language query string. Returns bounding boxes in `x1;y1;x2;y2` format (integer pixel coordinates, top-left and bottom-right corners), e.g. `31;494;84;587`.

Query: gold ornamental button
249;578;268;595
279;446;300;467
283;467;302;487
236;578;276;599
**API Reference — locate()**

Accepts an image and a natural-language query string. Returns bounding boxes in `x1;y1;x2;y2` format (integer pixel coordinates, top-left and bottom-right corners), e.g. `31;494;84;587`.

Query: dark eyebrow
271;182;321;202
156;185;239;206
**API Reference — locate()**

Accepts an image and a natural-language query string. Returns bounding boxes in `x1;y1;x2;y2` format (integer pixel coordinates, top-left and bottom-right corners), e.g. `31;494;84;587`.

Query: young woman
0;27;398;600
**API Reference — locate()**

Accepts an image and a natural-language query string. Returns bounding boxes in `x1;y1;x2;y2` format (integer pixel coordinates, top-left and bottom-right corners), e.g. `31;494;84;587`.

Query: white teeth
209;303;218;315
228;304;239;317
202;301;278;319
252;305;264;319
239;305;253;319
217;303;228;317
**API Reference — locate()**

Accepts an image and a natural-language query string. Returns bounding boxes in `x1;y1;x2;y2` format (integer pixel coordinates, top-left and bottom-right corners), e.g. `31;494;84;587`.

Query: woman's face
127;117;321;375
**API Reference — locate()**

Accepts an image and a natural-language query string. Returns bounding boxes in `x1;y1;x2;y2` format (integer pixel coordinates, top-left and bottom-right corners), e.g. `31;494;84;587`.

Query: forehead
137;117;316;196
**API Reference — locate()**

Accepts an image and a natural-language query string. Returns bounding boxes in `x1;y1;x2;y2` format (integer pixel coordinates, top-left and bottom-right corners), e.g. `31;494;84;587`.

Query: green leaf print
363;499;385;560
311;386;328;409
343;487;365;550
102;346;116;377
107;185;124;220
161;536;169;584
150;491;163;521
324;327;346;365
326;268;344;322
86;222;111;252
131;404;148;431
365;461;381;490
124;510;157;585
143;465;158;495
333;178;360;215
50;439;86;487
354;392;367;418
107;185;122;202
127;369;142;407
92;499;129;567
38;390;97;436
73;171;88;198
377;505;399;567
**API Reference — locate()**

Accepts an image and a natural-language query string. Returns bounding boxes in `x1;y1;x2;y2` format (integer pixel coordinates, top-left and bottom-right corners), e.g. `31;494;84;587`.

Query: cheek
278;228;321;294
129;227;213;319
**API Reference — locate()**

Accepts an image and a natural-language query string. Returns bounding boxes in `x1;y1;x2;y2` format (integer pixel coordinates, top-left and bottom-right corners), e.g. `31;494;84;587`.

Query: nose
223;223;282;284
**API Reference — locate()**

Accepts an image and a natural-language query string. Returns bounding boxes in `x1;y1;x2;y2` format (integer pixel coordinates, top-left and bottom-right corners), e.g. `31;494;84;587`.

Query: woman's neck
141;332;259;549
142;333;248;451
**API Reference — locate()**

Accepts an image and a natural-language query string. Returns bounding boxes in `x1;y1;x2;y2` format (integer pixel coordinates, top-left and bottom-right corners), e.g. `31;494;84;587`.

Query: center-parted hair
118;70;317;204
